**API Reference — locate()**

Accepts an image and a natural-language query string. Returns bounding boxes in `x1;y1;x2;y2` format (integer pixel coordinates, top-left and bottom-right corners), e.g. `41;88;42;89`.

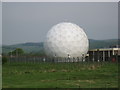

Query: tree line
2;48;46;64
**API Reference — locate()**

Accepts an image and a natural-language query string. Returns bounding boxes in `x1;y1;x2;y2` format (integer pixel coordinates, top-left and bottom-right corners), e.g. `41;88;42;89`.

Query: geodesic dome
44;22;89;58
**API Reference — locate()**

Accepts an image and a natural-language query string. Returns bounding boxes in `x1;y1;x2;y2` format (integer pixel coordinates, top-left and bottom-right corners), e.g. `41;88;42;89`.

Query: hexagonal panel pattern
44;22;89;58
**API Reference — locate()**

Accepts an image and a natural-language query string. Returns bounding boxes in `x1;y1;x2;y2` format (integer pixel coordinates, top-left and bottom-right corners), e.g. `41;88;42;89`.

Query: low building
88;46;120;62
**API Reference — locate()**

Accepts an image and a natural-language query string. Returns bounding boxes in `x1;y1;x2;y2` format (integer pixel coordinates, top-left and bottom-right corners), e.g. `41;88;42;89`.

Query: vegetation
8;48;24;56
2;62;118;88
28;50;46;56
2;56;8;64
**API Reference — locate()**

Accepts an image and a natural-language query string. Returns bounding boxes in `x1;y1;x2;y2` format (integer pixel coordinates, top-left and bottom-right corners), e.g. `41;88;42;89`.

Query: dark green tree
2;56;8;64
8;48;24;56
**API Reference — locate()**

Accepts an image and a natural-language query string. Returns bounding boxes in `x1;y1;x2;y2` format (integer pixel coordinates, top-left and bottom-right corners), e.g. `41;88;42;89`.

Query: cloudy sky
2;2;118;45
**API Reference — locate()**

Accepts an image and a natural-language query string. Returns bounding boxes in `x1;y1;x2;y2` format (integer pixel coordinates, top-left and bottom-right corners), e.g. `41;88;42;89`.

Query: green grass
2;62;118;88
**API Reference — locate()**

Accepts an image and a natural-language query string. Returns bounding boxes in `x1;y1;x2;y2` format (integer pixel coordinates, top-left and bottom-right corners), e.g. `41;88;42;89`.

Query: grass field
2;62;118;88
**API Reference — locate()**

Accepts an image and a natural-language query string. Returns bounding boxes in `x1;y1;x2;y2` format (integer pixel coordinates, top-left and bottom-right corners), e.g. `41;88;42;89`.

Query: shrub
2;56;8;64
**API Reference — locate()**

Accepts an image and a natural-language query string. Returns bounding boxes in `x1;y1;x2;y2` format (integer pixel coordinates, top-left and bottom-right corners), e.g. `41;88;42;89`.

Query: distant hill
2;42;44;54
2;39;118;54
89;39;118;49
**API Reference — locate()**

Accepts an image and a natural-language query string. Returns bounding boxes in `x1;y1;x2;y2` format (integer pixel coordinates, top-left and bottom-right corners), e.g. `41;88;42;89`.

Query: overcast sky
2;2;118;45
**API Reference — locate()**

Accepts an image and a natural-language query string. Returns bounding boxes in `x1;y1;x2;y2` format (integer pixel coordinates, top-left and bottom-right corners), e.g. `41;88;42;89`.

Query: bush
2;56;8;64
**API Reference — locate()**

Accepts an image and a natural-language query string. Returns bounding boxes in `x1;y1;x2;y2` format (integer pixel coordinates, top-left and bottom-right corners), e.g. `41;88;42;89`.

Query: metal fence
8;56;85;63
7;55;117;64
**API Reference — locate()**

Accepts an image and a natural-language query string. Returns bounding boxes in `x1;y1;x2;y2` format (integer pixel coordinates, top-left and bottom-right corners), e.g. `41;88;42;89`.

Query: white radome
44;22;89;58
